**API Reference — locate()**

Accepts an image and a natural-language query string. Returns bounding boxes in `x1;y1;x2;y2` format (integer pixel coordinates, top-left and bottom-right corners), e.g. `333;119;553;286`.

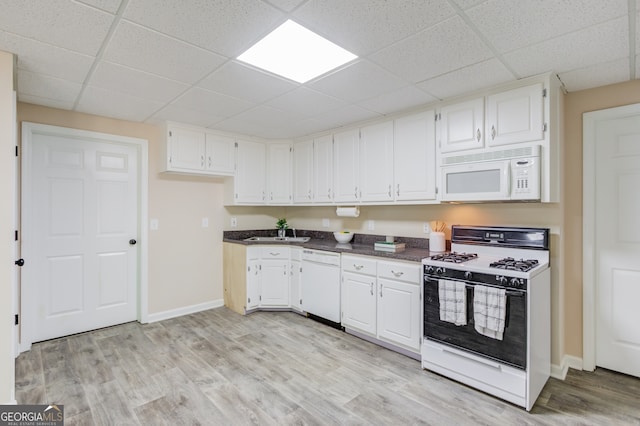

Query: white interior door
584;104;640;378
23;125;139;344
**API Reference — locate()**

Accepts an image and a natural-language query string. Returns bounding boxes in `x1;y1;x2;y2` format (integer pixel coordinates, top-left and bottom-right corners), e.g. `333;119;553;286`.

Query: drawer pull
354;264;363;270
391;270;404;277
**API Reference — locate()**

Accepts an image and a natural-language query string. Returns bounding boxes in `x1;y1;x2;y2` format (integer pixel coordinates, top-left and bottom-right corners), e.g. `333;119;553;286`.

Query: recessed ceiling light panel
237;20;357;84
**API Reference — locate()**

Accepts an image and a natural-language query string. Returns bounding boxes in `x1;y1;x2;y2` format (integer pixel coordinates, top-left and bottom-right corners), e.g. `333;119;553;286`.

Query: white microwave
440;146;541;202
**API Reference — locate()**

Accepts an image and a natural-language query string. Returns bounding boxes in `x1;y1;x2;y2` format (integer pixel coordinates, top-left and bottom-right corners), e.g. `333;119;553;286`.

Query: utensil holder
430;232;446;252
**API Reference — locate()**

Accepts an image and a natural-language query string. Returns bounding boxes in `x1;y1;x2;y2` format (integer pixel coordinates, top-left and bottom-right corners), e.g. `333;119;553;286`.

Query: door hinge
14;230;18;241
259;295;262;301
15;146;19;157
169;130;172;137
234;142;238;148
542;88;547;98
543;122;548;132
299;298;302;305
435;186;439;194
14;314;18;325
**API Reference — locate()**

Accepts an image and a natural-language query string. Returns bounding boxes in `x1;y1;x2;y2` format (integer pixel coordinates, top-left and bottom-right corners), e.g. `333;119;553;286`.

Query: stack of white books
374;241;406;252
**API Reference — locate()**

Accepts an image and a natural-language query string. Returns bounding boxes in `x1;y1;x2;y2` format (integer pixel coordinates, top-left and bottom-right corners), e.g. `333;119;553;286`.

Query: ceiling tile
77;86;165;122
308;60;408;103
417;59;514;99
18;70;82;103
559;58;630;92
503;17;628;78
466;0;628;53
450;0;486;10
0;31;94;83
213;106;326;139
103;21;226;83
0;0;114;55
90;61;189;103
146;104;224;128
76;0;123;14
266;87;347;118
356;85;437;115
313;104;381;130
171;87;254;119
263;0;307;12
198;61;297;103
293;0;456;55
123;0;283;56
18;93;75;110
370;16;493;83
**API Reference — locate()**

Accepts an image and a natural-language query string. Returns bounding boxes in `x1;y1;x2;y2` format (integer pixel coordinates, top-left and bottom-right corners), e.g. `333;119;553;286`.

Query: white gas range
421;225;551;411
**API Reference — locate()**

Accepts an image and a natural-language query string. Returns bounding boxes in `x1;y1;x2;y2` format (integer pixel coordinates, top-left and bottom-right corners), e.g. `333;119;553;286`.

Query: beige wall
17;103;226;316
563;79;640;358
0;51;15;404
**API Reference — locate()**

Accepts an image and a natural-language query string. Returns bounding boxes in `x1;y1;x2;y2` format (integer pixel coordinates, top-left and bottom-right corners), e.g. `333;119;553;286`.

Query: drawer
260;246;289;259
341;255;377;276
377;260;420;284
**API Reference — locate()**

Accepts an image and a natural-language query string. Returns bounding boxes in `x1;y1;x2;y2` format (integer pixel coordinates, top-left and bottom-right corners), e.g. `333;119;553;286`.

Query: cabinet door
205;132;235;175
268;143;292;204
313;135;334;203
261;259;289;306
394;111;436;201
359;122;394;202
290;259;302;312
439;98;484;153
246;258;261;310
333;129;359;202
168;126;206;170
235;140;266;204
341;271;377;335
486;83;544;147
377;277;421;351
292;140;314;203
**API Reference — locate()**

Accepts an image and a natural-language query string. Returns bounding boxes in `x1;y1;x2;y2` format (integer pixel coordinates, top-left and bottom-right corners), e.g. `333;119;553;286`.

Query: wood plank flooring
15;307;640;425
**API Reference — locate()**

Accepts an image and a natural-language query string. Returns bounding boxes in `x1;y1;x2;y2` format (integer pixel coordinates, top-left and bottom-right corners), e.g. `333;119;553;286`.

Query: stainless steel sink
243;236;310;243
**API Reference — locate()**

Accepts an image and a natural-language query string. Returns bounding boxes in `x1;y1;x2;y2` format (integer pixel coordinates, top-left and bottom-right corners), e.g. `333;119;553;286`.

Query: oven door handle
462;284;524;297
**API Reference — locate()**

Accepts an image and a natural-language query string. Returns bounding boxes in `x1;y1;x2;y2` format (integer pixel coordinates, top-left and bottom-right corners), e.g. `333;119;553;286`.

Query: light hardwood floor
15;307;640;425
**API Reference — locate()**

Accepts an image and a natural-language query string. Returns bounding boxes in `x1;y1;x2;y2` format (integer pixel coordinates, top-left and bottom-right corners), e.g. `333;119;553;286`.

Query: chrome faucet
292;228;297;238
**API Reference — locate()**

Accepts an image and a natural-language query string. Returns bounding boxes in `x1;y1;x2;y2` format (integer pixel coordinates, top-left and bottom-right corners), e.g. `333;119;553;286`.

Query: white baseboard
551;354;583;380
146;299;224;323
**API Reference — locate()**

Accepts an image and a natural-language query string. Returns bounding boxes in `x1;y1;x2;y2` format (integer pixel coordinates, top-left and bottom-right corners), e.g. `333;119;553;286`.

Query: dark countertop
223;229;437;263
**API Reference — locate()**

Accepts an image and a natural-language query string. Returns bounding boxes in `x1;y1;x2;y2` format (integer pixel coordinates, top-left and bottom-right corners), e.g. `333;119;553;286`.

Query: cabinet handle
354;264;363;271
328;187;331;198
391;270;404;277
308;189;312;199
208;156;212;168
270;252;280;256
491;125;496;140
201;155;204;167
388;184;391;198
476;128;481;142
396;184;400;196
354;186;358;198
370;282;374;296
380;284;383;298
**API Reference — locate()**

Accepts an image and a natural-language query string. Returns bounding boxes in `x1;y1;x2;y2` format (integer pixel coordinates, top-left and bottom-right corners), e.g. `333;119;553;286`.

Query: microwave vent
442;145;540;166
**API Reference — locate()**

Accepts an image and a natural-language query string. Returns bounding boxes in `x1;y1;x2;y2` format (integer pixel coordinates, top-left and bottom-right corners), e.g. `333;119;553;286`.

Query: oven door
423;274;527;369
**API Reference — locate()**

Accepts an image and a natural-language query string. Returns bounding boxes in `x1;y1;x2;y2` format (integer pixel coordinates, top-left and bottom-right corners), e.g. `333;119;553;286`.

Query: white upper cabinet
486;83;544;147
359;121;394;202
267;142;292;204
438;98;484;153
292;140;314;203
394;111;436;201
234;139;266;204
333;129;360;203
163;123;235;176
314;134;334;203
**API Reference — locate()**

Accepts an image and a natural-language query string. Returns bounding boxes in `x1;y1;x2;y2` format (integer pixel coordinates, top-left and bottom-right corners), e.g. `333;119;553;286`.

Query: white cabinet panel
267;142;292;204
290;248;302;312
359;122;394;202
164;124;235;176
205;132;235;175
342;271;377;335
261;259;289;307
394;111;436;201
167;126;206;170
235;139;266;204
292;140;314;203
313;135;334;203
333;129;359;203
377;277;421;351
246;258;261;310
439;98;484;153
486;83;544;147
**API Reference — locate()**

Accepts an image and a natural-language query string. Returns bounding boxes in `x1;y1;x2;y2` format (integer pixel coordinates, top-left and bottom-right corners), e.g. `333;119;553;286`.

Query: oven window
446;169;501;194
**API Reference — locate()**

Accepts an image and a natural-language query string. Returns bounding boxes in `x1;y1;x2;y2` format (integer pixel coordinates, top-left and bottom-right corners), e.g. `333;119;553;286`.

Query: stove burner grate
430;252;478;263
489;257;539;272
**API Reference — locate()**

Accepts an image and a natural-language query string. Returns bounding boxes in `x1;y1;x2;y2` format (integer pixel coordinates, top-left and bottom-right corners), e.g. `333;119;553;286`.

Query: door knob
129;239;137;245
15;258;24;267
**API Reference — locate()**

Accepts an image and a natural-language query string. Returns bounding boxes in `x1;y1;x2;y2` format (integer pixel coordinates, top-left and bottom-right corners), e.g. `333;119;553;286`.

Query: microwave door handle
505;161;512;198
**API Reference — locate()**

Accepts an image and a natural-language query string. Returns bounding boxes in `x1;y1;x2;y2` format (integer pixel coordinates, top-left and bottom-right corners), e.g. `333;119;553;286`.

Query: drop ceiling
1;0;637;139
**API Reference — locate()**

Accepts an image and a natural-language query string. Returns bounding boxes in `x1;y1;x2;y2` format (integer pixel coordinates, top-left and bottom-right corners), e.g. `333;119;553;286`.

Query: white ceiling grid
0;0;636;139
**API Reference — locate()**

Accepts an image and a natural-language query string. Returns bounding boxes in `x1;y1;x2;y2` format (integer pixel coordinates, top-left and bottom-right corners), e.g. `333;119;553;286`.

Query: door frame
20;122;149;353
582;102;640;371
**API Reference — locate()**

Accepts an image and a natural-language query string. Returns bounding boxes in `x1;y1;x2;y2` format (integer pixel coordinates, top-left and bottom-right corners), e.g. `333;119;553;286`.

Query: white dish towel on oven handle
438;279;467;326
473;285;506;340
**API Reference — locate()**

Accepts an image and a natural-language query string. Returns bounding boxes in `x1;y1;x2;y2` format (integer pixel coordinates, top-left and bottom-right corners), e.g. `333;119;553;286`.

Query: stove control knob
425;266;434;274
496;275;507;284
464;271;472;280
510;278;521;288
436;267;445;275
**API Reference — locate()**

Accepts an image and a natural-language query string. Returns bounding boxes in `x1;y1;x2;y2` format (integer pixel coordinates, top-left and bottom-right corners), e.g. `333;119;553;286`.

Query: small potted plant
276;218;288;238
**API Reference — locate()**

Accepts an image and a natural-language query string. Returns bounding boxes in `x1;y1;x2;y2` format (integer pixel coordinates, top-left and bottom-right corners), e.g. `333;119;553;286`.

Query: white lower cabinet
246;250;261;310
341;255;422;353
244;246;291;310
290;247;302;312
